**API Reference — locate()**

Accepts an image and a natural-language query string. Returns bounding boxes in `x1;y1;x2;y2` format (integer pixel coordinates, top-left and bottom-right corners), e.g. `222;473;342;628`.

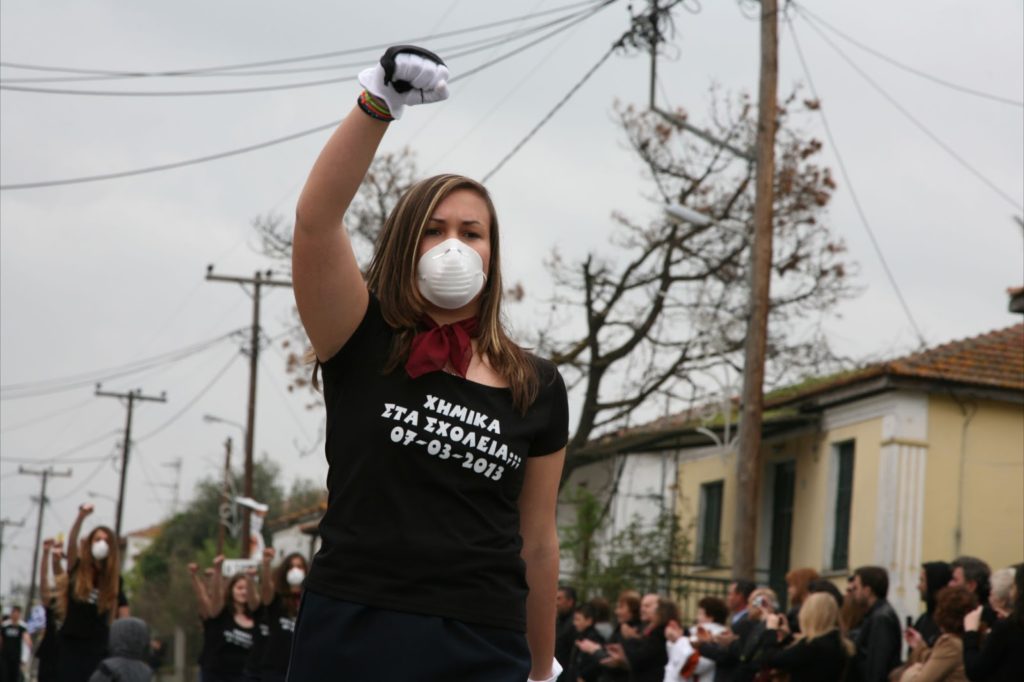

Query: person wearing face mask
247;548;306;682
191;566;256;682
287;44;568;682
56;504;129;682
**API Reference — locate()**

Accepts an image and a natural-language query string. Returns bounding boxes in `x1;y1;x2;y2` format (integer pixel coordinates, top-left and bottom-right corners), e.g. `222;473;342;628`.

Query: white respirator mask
416;238;486;310
286;567;306;587
91;539;110;560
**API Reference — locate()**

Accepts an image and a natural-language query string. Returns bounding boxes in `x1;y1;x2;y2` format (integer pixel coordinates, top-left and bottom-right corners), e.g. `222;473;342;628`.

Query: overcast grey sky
1;0;1022;598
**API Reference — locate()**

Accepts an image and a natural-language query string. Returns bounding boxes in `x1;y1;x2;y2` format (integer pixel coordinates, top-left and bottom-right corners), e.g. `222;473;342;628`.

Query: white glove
527;658;562;682
358;45;449;120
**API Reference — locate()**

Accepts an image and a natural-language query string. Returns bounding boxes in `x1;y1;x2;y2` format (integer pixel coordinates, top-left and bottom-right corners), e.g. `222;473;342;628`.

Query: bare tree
541;90;855;474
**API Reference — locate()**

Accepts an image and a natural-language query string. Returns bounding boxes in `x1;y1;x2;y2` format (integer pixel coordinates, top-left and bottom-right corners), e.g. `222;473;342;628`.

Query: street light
202;414;247;556
664;203;749;236
87;491;117;503
202;414;246;436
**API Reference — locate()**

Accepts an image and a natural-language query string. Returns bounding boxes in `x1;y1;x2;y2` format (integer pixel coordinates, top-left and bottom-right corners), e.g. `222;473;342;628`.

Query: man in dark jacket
850;566;901;682
554;585;578;682
695;580;757;682
88;617;153;682
951;555;999;628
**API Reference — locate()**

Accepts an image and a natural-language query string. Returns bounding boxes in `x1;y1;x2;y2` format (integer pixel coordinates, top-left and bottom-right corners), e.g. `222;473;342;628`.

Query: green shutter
831;442;855;571
700;481;724;566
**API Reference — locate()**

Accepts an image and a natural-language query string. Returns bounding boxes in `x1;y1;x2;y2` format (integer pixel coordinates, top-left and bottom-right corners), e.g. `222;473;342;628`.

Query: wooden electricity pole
19;466;71;610
732;0;780;581
205;267;291;557
95;386;167;540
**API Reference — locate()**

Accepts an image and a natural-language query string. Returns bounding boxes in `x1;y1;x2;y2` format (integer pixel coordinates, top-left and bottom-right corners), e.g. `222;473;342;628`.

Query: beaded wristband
357;90;394;122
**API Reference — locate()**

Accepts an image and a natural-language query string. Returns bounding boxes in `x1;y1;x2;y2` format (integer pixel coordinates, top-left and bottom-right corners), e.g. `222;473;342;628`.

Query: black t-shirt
1;621;27;661
256;594;298;673
60;567;129;640
200;610;255;675
305;295;569;632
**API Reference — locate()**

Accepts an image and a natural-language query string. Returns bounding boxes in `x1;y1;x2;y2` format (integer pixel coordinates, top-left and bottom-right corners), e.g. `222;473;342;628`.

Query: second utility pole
19;465;71;611
732;0;780;581
95;386;167;540
206;267;291;558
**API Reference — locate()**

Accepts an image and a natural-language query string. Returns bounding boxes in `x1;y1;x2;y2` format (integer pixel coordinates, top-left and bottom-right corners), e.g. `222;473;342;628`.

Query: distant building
568;323;1024;624
268;501;326;563
121;523;164;574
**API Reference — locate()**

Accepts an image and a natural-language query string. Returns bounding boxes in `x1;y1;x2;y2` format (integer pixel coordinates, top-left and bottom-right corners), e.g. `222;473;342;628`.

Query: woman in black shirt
190;564;256;682
57;504;128;682
287;44;568;682
250;548;305;682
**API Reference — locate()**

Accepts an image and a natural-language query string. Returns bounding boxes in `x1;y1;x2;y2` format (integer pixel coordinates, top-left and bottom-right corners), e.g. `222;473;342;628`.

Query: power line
1;329;242;397
1;3;614;192
1;7;602;88
482;39;622;182
134;352;241;443
0;398;93;433
784;13;928;348
0;0;606;79
51;457;116;502
793;6;1023;212
794;3;1024;109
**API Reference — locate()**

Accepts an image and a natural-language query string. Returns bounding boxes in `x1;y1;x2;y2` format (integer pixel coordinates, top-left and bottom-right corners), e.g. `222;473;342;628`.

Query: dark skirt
286;590;531;682
55;633;106;682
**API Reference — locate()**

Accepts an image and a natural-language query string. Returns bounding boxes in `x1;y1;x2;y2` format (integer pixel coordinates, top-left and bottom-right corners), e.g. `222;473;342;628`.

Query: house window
698;481;724;566
831;441;855;571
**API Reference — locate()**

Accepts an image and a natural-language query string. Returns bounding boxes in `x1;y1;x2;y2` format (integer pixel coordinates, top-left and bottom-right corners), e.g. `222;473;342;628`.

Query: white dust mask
286;567;306;586
92;539;110;560
416;238;486;310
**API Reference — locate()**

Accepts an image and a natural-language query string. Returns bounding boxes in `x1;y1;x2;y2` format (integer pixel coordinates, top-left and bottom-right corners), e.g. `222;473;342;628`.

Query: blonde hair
364;174;539;413
797;592;855;656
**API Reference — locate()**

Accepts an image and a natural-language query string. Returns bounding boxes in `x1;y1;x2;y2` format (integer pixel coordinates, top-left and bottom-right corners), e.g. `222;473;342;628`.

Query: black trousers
286;590;531;682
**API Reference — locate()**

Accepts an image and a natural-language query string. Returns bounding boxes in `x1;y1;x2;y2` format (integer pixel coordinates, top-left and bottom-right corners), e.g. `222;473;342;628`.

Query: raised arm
518;449;567;682
209;555;226;615
292;47;449;363
51;540;65;578
260;547;276;606
188;563;214;620
40;538;54;604
66;503;94;568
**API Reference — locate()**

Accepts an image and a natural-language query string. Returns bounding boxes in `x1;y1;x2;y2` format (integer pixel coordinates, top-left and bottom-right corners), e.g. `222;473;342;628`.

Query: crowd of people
0;501;305;682
1;498;1022;682
552;558;1023;682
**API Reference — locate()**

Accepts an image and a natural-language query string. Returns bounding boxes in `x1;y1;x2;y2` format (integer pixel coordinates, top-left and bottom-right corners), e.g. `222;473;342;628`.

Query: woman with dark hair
962;563;1024;681
189;563;256;682
286;44;568;682
785;568;820;633
914;561;954;647
250;548;306;682
898;585;976;681
56;503;129;682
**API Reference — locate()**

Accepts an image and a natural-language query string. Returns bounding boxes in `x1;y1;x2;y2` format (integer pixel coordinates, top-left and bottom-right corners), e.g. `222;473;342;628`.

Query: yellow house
577;323;1023;623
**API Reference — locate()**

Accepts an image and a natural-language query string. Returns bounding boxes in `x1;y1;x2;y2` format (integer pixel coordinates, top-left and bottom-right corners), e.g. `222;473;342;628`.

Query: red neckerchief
405;316;479;379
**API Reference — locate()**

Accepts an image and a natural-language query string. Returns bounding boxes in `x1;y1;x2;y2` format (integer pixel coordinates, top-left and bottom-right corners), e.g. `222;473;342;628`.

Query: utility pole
216;436;232;556
0;517;26;567
161;457;184;515
18;466;71;610
95;385;167;539
647;0;756;162
206;267;291;557
732;0;780;581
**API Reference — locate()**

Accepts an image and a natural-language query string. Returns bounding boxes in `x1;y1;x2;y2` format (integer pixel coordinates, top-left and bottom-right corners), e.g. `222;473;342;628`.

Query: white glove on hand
358;45;449;120
527;658;562;682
